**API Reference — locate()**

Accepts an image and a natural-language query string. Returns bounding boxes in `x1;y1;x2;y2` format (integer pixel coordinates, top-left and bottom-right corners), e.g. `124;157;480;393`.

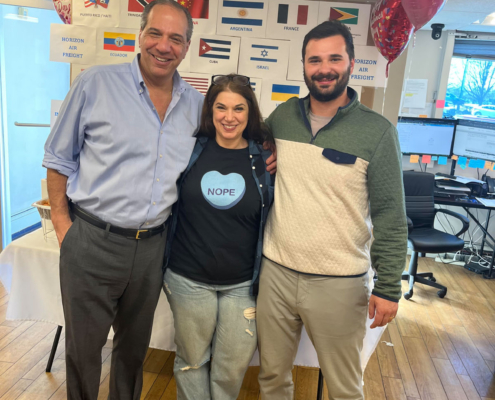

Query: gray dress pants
60;215;167;400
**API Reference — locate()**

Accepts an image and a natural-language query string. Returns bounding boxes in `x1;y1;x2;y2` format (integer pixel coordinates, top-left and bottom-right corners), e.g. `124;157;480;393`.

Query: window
443;57;495;121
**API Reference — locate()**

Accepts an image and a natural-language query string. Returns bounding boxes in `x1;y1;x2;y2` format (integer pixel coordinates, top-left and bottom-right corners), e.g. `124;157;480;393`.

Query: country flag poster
73;0;119;28
238;37;289;79
249;77;262;104
317;2;370;46
265;1;318;40
181;72;211;96
119;0;154;28
96;27;140;65
216;0;268;38
190;35;240;74
259;80;308;118
178;0;219;34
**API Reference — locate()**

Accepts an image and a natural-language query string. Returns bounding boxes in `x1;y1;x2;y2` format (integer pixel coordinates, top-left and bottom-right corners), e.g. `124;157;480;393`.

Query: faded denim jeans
164;268;257;400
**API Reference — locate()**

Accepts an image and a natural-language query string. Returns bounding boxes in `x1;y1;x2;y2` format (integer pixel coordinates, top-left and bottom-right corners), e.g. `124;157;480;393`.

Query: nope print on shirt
201;171;246;210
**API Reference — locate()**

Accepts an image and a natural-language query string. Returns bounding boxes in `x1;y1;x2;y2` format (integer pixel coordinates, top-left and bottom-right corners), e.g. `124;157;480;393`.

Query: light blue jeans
163;268;257;400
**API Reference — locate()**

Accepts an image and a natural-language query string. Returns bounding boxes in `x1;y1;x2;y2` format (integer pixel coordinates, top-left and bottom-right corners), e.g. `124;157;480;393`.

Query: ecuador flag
103;32;136;52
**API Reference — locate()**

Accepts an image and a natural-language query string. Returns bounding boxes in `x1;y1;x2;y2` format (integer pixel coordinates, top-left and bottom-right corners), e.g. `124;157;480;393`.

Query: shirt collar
131;54;187;95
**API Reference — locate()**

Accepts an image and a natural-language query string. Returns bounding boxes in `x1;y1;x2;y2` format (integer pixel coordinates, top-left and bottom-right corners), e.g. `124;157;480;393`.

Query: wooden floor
0;257;494;399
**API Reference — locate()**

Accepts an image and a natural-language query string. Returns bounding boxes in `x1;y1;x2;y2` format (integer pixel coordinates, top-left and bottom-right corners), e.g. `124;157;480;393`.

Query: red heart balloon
53;0;71;24
402;0;447;31
370;0;414;77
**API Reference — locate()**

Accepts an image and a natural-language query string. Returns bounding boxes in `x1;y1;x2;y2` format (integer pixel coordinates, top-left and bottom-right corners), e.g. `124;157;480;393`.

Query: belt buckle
136;230;148;240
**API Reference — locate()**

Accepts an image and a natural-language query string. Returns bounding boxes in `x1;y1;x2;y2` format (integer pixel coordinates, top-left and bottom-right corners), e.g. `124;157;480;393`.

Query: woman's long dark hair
198;75;273;144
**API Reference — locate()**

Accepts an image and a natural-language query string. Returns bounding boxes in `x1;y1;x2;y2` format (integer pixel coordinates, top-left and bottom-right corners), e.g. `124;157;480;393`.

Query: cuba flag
103;32;136;52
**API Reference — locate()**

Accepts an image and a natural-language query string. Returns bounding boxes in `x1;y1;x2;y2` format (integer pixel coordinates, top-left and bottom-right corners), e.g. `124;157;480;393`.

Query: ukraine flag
271;84;300;102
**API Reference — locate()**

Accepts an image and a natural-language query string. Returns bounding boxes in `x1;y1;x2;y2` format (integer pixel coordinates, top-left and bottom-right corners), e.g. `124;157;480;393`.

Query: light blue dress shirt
43;55;204;229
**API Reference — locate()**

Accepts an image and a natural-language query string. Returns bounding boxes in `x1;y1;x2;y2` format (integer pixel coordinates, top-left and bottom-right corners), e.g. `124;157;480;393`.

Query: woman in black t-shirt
163;74;274;400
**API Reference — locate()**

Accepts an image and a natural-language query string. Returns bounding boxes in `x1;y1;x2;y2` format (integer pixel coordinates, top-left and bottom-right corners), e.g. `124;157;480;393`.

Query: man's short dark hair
140;0;193;42
302;20;355;62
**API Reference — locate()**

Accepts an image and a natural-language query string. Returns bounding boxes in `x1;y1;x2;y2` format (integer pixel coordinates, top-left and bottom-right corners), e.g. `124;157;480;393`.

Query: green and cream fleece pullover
263;88;407;302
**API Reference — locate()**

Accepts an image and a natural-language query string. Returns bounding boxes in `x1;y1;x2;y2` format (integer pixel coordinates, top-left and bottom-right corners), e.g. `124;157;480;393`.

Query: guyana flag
329;7;358;25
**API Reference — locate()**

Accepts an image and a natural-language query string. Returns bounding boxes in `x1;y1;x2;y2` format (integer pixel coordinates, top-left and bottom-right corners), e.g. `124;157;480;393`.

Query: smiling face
213;91;249;149
303;35;354;103
138;4;190;84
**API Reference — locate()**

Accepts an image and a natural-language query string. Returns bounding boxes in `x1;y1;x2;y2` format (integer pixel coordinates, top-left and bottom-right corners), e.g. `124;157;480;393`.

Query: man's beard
304;66;351;102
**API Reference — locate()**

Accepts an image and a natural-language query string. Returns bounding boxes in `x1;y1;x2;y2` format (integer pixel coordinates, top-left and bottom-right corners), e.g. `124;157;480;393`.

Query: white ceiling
326;0;495;33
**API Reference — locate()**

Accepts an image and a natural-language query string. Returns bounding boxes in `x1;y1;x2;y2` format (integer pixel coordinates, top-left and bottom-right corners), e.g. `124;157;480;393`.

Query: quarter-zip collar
298;87;359;143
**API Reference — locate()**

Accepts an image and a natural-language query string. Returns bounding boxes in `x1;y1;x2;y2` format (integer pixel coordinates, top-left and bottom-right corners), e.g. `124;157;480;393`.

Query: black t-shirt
168;139;262;285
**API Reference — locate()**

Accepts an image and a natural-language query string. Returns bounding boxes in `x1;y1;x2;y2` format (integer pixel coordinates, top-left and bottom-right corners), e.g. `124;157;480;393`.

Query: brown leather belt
70;203;166;240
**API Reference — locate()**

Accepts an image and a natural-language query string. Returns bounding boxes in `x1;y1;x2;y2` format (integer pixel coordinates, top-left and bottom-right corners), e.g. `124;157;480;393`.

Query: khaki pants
257;258;370;400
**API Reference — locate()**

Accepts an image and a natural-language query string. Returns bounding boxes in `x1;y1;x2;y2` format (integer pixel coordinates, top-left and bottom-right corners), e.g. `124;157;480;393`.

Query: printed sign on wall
190;34;240;74
317;1;370;46
50;24;96;65
265;0;318;40
259;79;309;118
96;27;140;64
73;0;120;28
177;0;219;34
238;37;289;79
250;77;262;104
181;72;211;95
216;0;268;38
119;0;149;28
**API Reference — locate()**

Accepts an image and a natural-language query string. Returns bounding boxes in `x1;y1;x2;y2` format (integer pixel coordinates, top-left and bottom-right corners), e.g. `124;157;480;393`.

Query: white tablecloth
0;229;384;368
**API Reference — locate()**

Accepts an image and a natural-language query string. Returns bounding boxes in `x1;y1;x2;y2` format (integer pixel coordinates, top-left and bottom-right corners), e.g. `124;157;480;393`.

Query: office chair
402;171;469;300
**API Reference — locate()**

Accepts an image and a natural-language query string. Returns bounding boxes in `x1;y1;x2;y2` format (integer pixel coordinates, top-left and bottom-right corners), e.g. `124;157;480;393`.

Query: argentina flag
220;0;265;26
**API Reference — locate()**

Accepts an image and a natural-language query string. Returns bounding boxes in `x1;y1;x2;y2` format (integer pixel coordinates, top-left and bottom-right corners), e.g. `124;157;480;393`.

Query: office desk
434;196;495;278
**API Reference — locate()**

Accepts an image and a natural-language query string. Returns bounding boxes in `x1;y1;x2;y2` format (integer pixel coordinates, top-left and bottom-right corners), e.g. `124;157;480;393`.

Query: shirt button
160;131;163;134
250;155;253;158
157;178;160;182
160;154;163;158
153;202;156;205
139;89;143;93
262;204;265;207
252;166;255;170
146;222;149;225
260;184;263;187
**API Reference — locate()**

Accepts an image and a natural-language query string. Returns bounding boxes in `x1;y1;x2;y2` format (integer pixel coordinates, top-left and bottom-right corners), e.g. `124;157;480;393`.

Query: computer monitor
453;119;495;162
397;117;457;156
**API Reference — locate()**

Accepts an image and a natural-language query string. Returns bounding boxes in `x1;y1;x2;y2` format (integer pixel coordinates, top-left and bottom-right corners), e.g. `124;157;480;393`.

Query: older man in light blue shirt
42;2;204;399
44;56;201;229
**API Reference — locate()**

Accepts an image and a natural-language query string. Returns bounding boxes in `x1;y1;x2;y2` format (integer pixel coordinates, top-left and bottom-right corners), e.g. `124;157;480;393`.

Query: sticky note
431;156;438;161
477;159;486;168
419;115;428;118
469;159;478;168
458;157;467;169
438;156;447;165
452;155;459;160
485;161;495;170
436;100;446;109
422;155;432;164
410;155;419;163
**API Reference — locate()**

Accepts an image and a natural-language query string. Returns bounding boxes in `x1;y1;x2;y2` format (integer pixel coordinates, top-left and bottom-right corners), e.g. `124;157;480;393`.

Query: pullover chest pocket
322;148;357;165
